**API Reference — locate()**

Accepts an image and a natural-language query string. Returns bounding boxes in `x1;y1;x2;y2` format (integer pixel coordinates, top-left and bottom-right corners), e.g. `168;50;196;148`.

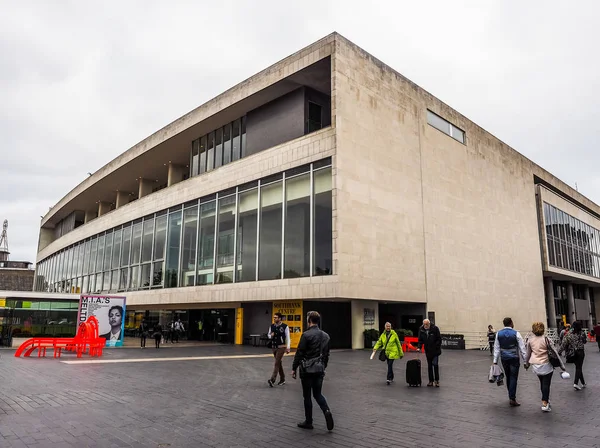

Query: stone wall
0;270;34;291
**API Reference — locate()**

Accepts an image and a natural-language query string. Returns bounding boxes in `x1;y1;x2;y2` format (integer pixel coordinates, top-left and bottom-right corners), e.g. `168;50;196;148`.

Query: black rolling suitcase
406;359;422;387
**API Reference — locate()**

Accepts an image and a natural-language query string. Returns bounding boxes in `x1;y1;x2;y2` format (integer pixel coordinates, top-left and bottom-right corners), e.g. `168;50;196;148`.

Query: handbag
300;331;326;374
545;337;562;368
378;332;392;362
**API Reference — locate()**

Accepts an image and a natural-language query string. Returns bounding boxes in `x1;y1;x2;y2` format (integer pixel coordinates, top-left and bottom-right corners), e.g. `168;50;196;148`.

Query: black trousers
154;335;161;348
140;335;146;348
538;371;553;402
301;373;330;424
426;355;440;382
386;359;395;381
573;349;585;385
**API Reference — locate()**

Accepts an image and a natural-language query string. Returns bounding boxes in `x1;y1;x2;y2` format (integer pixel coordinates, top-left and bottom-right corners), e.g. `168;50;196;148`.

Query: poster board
77;295;126;347
272;300;303;349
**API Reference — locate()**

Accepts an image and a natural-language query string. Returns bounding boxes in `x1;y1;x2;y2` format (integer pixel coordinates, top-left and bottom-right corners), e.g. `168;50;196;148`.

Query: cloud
1;0;599;264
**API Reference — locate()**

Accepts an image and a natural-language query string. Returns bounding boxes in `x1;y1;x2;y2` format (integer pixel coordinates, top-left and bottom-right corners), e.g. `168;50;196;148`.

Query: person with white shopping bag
524;321;568;412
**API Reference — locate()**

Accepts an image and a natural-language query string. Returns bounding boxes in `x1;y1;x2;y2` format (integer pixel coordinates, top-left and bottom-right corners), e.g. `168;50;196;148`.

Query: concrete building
33;33;599;348
0;220;34;292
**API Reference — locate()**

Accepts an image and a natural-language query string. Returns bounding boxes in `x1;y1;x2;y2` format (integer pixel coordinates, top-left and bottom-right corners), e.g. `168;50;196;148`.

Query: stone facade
0;269;34;291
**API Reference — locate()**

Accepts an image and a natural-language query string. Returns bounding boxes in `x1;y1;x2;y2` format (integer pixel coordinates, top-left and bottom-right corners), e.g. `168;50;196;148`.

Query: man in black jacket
292;311;334;431
418;319;442;387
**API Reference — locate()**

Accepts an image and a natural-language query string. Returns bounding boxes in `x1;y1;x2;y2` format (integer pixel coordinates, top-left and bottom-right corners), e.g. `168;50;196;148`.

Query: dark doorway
401;315;422;338
378;303;425;336
188;309;235;342
303;301;351;349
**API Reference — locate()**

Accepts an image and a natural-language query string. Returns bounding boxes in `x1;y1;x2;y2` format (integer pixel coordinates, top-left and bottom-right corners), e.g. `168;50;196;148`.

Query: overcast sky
1;0;599;263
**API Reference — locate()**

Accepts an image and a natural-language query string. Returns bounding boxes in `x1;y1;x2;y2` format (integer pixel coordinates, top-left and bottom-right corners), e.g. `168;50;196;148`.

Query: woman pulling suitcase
372;322;403;385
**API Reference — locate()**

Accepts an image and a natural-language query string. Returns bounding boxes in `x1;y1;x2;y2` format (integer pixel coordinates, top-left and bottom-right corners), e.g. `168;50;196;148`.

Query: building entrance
189;309;235;342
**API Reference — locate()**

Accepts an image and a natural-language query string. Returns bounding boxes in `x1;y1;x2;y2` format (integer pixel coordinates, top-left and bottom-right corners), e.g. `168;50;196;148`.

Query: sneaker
268;379;274;388
435;381;440;388
386;380;391;385
581;384;586;389
426;382;433;387
541;403;551;412
297;421;313;430
574;384;582;391
278;380;286;386
324;410;334;431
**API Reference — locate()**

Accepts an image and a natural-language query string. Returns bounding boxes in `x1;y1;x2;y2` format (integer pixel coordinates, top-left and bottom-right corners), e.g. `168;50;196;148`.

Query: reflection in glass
197;201;215;285
110;269;118;291
165;210;182;288
237;188;258;282
223;123;232;165
259;181;283;280
112;229;122;269
217;195;236;283
199;136;207;175
104;231;113;271
96;235;105;273
130;265;140;290
181;206;198;287
232;119;241;161
284;173;310;278
141;218;154;262
141;263;151;288
314;167;333;275
206;132;215;172
153;215;167;260
121;225;131;266
131;223;142;265
152;261;164;286
119;268;129;291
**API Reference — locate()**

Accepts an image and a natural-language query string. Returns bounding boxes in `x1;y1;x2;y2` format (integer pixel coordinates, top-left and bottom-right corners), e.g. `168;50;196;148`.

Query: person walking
560;321;587;390
153;323;163;349
139;319;149;349
292;311;334;432
418;319;442;387
487;325;496;355
524;322;567;412
593;322;600;352
493;317;527;406
267;313;290;387
372;322;403;385
559;323;571;344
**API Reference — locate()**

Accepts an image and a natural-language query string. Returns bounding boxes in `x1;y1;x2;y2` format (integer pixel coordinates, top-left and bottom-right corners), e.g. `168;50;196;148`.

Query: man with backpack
292;311;334;431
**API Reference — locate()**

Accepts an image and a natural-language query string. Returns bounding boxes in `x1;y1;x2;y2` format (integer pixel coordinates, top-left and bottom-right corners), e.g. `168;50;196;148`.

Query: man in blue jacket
493;317;527;407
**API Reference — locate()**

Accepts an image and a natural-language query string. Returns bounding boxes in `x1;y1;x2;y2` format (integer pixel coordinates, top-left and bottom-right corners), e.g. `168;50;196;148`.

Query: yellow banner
273;300;303;349
235;308;243;345
0;298;5;307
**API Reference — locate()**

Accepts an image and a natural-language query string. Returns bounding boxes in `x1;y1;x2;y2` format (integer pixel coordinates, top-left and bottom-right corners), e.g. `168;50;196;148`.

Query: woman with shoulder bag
372;322;404;385
560;321;587;390
524;322;567;412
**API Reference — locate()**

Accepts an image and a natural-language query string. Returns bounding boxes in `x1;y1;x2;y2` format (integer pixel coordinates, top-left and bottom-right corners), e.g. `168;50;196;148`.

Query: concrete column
98;201;111;217
544;277;557;328
351;299;379;349
115;191;130;209
566;283;576;324
167;164;185;187
583;286;593;327
84;210;96;224
138;179;153;198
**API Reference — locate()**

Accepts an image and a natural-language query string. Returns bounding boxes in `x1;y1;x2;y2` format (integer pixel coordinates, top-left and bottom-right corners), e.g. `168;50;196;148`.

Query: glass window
199;136;207;175
191;139;199;177
94;272;102;293
241;116;247;159
78;241;85;277
181;206;198;287
427;110;450;134
110;269;119;291
96;235;105;273
72;245;80;280
153;214;167;260
165;210;182;288
285;173;310;278
141;263;151;288
102;270;111;292
131;222;143;265
237;188;258;282
217;195;236;284
121;225;132;266
82;275;89;294
314;167;333;275
103;231;113;271
197;201;216;285
152;261;164;287
206;131;215;172
112;228;122;269
223;123;232;166
259;181;283;280
141;218;155;262
130;265;140;290
450;125;465;144
232;119;241;162
89;238;98;273
308;102;323;133
214;127;223;169
119;268;129;291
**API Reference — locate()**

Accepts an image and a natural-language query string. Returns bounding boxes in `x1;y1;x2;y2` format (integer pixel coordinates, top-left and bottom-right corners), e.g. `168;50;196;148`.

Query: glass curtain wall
35;159;333;293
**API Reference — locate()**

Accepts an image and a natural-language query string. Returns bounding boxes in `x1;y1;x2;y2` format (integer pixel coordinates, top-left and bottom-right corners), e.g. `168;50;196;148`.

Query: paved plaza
0;344;599;448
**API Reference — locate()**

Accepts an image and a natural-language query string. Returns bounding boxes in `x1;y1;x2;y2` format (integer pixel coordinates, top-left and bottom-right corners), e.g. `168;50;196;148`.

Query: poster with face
77;295;127;347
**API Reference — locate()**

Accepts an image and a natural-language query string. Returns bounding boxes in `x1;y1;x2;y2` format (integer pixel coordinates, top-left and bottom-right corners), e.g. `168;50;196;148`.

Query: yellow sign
273;300;303;349
235;308;243;345
0;298;5;307
562;315;567;326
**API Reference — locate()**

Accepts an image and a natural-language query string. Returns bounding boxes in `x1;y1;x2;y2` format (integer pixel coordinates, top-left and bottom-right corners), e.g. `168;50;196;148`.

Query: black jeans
154;335;161;348
489;342;494;354
386;359;395;381
140;335;146;348
538;371;553;402
301;373;330;424
573;349;586;385
426;355;439;382
501;358;520;400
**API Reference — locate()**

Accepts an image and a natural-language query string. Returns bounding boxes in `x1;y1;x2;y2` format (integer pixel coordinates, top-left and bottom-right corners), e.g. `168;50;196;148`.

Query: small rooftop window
427;110;465;144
